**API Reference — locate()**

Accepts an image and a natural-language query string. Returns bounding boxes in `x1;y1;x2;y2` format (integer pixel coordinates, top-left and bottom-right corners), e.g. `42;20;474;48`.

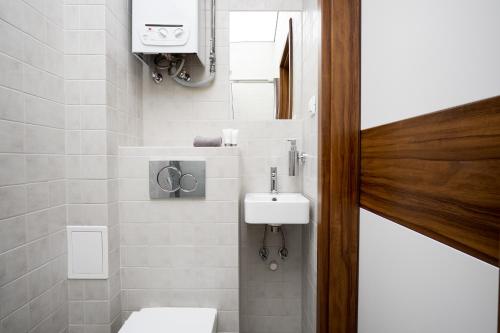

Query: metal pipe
210;0;216;73
174;0;216;87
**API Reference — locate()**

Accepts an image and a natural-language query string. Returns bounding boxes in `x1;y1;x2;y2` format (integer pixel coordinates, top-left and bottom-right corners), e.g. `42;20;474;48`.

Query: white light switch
67;226;108;279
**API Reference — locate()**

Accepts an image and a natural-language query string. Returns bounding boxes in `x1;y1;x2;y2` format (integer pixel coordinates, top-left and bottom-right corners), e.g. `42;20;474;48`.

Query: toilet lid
119;307;217;333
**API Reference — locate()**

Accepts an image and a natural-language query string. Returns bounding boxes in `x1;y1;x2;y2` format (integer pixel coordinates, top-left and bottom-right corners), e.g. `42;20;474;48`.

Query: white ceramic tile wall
118;147;239;333
64;0;143;332
64;1;112;332
106;1;143;331
299;0;320;332
1;0;316;332
0;0;68;332
140;1;309;332
142;119;304;333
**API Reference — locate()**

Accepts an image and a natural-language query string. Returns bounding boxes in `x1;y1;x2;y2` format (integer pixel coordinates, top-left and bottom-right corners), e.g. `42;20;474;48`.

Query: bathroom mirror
230;11;301;120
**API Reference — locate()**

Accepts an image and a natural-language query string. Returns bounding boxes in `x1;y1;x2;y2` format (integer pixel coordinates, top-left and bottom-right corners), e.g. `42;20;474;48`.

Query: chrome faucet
270;167;278;194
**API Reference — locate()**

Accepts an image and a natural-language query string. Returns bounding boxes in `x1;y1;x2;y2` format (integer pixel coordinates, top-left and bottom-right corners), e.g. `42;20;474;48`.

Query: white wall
65;0;143;331
299;0;320;332
141;1;304;332
360;1;500;332
118;147;239;333
230;42;276;80
0;0;68;332
359;211;498;333
362;0;500;128
231;83;275;121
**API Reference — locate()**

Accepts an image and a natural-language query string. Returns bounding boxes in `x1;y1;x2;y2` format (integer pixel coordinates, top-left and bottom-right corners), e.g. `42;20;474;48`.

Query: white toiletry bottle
231;129;239;146
223;129;233;146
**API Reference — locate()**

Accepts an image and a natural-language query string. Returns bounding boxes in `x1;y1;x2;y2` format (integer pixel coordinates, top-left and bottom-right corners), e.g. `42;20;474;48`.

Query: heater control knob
174;28;184;38
158;28;168;38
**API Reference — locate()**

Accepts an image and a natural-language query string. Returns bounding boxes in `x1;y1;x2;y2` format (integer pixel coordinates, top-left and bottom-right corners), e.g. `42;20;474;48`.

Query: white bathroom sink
244;193;310;226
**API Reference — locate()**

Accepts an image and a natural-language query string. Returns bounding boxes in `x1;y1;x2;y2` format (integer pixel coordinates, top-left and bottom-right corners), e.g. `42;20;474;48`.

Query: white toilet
119;307;217;333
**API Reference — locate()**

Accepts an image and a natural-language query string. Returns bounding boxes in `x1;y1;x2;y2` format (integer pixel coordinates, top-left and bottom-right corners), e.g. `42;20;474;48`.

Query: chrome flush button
157;166;181;192
180;174;197;192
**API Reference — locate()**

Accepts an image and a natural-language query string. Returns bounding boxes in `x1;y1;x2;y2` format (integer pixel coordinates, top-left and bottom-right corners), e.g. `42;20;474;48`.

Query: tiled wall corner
64;0;143;332
64;2;111;332
105;0;143;330
299;0;320;332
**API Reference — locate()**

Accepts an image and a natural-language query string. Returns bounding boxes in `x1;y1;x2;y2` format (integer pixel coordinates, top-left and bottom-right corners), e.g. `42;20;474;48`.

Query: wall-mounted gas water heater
132;0;216;87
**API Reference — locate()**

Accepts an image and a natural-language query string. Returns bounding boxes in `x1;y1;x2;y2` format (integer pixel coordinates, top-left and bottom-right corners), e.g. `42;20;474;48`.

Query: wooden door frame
317;0;361;332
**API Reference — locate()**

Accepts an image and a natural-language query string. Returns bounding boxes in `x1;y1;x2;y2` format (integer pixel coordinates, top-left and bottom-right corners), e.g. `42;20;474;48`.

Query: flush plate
149;160;205;199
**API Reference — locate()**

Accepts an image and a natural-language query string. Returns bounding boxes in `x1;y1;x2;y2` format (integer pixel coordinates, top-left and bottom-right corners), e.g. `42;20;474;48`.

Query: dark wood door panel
361;96;500;266
318;0;361;332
